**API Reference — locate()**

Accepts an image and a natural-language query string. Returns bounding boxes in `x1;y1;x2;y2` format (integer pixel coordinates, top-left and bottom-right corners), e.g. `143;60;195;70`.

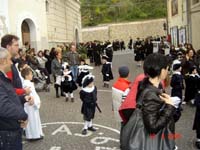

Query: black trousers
197;129;200;139
0;130;22;150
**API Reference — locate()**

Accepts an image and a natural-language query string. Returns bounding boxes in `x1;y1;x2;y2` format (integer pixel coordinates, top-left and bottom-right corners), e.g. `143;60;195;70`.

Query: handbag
121;89;175;150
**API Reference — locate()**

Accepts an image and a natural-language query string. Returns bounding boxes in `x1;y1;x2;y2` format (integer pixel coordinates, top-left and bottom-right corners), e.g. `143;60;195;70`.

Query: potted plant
78;44;90;65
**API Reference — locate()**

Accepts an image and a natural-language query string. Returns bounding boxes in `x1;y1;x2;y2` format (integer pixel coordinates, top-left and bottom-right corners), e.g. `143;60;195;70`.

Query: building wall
47;0;82;48
82;19;166;44
191;3;200;49
167;0;188;46
7;0;49;50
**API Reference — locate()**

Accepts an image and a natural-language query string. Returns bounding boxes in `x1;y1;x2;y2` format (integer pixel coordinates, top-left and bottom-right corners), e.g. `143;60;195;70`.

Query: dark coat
101;63;113;81
0;72;28;131
61;72;77;93
170;73;184;99
134;41;144;61
11;58;23;88
184;75;199;102
138;79;176;134
44;54;52;74
144;42;153;56
77;71;89;87
80;86;97;121
193;92;200;131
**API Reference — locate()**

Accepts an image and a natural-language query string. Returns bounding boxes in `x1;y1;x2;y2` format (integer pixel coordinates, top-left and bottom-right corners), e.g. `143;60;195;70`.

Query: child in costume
80;74;97;135
61;62;77;102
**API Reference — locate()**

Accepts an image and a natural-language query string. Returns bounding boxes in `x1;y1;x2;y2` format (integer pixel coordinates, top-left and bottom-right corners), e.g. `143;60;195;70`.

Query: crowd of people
0;32;200;150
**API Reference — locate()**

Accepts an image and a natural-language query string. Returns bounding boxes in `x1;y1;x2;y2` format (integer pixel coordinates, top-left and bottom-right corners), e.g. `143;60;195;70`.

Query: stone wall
47;0;82;48
82;19;166;44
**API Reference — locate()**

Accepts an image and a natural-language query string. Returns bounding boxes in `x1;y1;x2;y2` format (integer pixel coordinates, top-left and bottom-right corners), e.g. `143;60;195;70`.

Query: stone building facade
82;19;166;44
167;0;200;49
0;0;82;50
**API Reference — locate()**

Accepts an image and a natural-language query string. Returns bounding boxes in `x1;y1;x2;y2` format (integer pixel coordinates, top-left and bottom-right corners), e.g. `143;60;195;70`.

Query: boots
54;84;60;98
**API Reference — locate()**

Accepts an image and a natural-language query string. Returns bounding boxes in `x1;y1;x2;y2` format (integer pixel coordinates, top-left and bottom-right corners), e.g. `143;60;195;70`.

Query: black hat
173;64;181;71
102;55;109;60
189;65;197;74
119;66;129;78
82;74;95;88
172;60;181;71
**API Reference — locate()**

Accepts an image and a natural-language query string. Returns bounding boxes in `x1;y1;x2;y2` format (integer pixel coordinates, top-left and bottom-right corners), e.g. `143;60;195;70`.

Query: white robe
23;80;44;139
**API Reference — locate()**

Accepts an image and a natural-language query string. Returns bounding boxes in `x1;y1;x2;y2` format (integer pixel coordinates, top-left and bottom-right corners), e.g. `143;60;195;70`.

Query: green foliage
81;0;167;27
77;44;88;59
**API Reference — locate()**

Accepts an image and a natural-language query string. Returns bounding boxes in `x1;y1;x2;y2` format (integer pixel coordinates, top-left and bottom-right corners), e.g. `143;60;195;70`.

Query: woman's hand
159;93;173;105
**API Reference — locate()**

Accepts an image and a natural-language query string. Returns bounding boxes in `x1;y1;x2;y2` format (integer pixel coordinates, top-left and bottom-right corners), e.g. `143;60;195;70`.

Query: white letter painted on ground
91;137;119;145
52;124;72;135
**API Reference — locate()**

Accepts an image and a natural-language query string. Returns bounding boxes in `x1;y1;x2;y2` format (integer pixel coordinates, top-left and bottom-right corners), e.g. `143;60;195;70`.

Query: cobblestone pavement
24;50;198;150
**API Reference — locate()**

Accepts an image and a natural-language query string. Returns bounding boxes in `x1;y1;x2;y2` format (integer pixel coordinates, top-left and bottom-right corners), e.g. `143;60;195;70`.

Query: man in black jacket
0;48;28;150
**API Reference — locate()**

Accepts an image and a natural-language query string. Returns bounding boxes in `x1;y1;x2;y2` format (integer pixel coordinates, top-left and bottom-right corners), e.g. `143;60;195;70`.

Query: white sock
65;93;68;98
197;139;200;142
88;120;93;128
84;121;88;130
70;93;74;98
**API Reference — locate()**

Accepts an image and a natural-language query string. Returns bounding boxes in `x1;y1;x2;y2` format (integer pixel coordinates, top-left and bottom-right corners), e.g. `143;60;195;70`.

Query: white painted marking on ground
98;132;104;135
50;146;61;150
74;131;93;137
42;122;120;134
90;137;119;145
51;124;72;135
95;147;120;150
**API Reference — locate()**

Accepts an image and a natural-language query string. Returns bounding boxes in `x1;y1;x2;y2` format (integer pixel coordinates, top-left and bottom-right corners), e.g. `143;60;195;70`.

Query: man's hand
19;120;28;128
25;95;34;105
24;87;31;95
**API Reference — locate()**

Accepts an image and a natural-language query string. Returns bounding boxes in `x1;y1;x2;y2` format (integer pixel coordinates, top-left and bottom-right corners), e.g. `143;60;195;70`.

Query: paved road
24;50;198;150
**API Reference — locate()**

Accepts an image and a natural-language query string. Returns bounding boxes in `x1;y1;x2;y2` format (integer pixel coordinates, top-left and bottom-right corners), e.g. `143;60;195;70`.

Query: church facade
0;0;82;50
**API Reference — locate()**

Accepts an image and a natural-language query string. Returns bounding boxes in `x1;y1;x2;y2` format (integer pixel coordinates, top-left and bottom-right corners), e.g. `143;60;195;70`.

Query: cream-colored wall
167;0;187;28
191;3;200;49
82;19;166;43
47;0;82;47
7;0;48;50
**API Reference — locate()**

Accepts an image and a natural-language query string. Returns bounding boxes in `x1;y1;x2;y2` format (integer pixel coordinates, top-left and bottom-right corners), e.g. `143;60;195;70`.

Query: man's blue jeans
0;130;22;150
70;65;78;81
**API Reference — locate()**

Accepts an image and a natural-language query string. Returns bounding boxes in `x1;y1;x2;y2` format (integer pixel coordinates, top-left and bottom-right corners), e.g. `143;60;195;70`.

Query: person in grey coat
51;49;63;98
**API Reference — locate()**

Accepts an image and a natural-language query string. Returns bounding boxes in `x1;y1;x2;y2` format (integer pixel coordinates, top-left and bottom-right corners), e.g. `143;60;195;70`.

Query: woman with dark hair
44;49;52;75
181;49;197;76
121;53;178;150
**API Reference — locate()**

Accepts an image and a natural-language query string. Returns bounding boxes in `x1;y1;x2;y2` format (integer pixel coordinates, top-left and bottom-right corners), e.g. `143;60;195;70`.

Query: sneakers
71;98;74;102
196;141;200;149
88;126;96;132
82;129;87;135
65;97;68;102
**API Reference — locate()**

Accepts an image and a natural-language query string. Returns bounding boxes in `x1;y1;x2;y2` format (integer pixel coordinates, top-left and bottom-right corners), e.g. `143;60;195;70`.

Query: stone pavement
24;50;198;150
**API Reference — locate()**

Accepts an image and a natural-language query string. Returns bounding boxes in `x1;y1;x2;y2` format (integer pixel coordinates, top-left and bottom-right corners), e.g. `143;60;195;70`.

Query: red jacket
6;71;25;95
119;73;166;123
113;78;131;92
119;74;145;123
